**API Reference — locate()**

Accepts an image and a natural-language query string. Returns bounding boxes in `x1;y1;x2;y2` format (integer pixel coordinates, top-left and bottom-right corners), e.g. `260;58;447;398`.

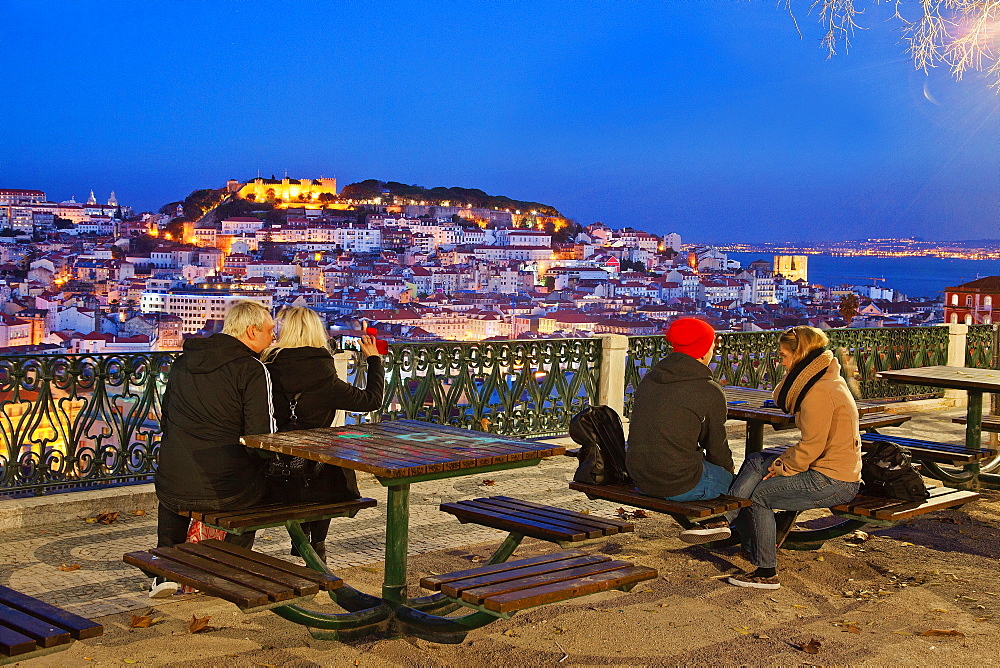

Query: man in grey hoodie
625;317;735;543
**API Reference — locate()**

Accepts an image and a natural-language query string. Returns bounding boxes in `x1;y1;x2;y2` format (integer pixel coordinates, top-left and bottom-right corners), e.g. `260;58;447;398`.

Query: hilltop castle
227;176;337;206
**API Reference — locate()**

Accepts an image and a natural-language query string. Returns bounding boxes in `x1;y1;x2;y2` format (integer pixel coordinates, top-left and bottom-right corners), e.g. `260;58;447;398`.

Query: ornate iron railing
624;326;951;418
0;352;175;497
966;324;996;369
343;338;603;437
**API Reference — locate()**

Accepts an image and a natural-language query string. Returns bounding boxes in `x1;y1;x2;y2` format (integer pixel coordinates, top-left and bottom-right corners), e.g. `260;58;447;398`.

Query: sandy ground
21;486;1000;667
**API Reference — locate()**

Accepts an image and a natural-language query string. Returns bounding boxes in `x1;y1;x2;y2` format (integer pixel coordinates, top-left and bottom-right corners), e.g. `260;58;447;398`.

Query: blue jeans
666;460;735;502
726;452;859;569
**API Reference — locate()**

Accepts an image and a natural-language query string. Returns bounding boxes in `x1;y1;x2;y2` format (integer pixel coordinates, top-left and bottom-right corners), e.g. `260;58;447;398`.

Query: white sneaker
148;577;179;598
678;519;731;545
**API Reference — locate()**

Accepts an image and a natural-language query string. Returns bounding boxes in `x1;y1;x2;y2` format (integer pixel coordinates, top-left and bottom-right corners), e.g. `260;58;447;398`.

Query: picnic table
878;366;1000;489
724;386;894;453
240;420;570;641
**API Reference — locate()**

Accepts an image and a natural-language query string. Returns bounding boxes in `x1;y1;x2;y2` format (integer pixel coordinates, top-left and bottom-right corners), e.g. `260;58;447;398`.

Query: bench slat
440;555;611;598
0;624;36;657
568;482;750;517
860;434;996;463
0;587;103;640
0;603;71;648
174;543;320;597
483;565;657;613
442;504;588;542
149;548;296;603
872;490;979;521
193;540;342;591
420;550;588;590
454;498;608;535
123;551;269;609
460;559;634;605
186;498;377;529
952;416;1000;432
479;497;629;532
492;496;635;529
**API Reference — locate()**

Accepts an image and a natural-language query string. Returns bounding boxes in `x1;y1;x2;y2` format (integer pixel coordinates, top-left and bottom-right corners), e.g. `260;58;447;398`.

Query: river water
726;253;1000;299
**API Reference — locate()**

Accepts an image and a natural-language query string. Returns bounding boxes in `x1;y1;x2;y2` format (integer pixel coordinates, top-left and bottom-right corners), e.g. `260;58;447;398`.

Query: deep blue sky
2;1;999;242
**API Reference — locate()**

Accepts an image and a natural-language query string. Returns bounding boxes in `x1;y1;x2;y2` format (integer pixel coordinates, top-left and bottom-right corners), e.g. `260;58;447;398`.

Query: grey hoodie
625;352;734;498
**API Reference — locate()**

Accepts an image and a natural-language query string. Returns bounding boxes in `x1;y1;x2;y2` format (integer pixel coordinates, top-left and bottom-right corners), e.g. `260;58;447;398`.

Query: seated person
625;318;735;544
724;326;861;590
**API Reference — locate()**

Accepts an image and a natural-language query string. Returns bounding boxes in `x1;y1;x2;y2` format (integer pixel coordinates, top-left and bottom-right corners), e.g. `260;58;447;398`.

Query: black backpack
569;405;630;486
860;440;929;502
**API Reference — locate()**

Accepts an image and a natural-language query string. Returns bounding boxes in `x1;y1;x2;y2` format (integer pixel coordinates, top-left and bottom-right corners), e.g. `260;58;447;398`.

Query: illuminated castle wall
228;177;338;206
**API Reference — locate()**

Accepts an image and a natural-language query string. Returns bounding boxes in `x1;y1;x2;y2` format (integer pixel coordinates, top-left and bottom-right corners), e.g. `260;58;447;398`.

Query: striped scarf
775;349;834;414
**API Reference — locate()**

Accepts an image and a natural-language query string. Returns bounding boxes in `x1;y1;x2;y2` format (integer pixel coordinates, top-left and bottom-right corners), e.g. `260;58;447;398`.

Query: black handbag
264;393;325;486
860;440;929;502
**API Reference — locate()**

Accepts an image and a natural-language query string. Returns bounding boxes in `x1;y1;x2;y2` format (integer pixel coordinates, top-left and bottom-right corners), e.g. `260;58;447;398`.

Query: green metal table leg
745;421;764;454
383;483;410;607
962;390;984;491
285;520;384;612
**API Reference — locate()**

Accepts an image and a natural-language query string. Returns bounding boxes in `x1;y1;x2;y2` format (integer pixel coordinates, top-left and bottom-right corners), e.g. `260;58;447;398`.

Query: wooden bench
440;496;634;547
859;433;997;464
568;481;750;523
859;412;912;431
570;475;979;550
953;415;1000;433
419;549;657;615
123;539;343;613
0;586;103;665
181;498;378;534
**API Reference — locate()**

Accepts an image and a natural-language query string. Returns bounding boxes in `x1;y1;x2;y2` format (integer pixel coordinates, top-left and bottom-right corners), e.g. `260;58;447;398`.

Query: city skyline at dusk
3;1;999;242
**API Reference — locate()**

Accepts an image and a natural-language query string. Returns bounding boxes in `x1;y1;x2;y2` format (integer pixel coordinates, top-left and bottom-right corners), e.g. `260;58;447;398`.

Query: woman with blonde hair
723;326;861;589
262;306;384;562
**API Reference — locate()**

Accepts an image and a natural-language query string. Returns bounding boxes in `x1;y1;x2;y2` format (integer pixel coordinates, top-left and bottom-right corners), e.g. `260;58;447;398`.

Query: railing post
945;323;969;402
331;351;353;427
597;334;629;418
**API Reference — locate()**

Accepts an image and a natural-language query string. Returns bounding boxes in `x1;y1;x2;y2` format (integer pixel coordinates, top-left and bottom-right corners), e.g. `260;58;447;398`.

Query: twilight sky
2;1;999;242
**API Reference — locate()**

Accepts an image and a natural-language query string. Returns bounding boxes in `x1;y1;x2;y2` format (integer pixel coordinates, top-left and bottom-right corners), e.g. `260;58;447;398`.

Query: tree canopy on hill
160;188;273;224
340;179;561;217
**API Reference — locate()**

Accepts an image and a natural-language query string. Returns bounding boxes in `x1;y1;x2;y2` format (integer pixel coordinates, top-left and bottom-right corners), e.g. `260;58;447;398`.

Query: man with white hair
150;300;277;597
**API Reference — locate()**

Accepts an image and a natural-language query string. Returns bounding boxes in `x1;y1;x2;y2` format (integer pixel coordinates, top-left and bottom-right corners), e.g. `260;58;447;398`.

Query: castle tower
86;190;97;205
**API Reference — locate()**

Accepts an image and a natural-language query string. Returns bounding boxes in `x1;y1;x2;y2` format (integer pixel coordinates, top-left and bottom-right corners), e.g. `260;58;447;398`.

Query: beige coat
771;357;862;482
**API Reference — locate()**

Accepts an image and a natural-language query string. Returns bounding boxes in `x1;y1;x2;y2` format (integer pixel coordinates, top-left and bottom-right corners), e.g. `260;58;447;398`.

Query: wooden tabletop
878;366;1000;392
724;386;883;424
242;420;564;480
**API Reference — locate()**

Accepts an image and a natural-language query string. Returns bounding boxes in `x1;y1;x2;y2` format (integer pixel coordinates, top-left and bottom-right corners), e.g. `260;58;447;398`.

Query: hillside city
0;178;956;354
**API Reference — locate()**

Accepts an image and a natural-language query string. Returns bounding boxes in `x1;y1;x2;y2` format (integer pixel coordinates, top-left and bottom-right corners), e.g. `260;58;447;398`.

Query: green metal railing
343;338;602;437
0;326;985;495
966;324;995;369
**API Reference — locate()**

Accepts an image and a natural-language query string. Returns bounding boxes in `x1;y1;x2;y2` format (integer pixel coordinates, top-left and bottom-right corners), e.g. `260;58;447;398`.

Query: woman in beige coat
724;326;861;589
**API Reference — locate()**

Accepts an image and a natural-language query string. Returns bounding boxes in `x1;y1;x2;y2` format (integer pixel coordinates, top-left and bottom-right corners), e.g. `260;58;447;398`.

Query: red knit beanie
666;318;716;359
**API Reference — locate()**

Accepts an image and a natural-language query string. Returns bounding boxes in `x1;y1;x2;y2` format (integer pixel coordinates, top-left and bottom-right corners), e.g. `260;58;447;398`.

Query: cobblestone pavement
0;408;974;622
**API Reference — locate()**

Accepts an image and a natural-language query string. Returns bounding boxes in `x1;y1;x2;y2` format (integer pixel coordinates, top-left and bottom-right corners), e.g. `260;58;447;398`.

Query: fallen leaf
58;563;80;572
615;507;629;517
96;511;119;525
732;626;751;635
931;608;949;613
958;596;980;602
123;660;137;665
843;623;862;634
632;509;649;518
188;614;212;634
84;518;98;524
581;508;590;514
792;604;806;609
480;479;496;486
918;629;965;637
501;628;516;637
129;614;153;628
753;633;770;640
131;509;147;517
799;638;821;654
976;616;993;621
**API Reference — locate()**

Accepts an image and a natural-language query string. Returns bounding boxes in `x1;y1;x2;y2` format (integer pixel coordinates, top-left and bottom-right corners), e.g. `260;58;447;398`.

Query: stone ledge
0;483;158;531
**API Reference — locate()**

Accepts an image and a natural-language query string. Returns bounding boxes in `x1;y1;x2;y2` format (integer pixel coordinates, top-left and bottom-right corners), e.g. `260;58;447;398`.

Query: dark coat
155;333;276;509
625;352;733;498
265;347;385;502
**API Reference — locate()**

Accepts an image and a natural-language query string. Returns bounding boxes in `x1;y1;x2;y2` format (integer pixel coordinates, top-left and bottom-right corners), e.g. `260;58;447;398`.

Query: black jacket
625;352;733;498
265;347;385;504
155;333;276;508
